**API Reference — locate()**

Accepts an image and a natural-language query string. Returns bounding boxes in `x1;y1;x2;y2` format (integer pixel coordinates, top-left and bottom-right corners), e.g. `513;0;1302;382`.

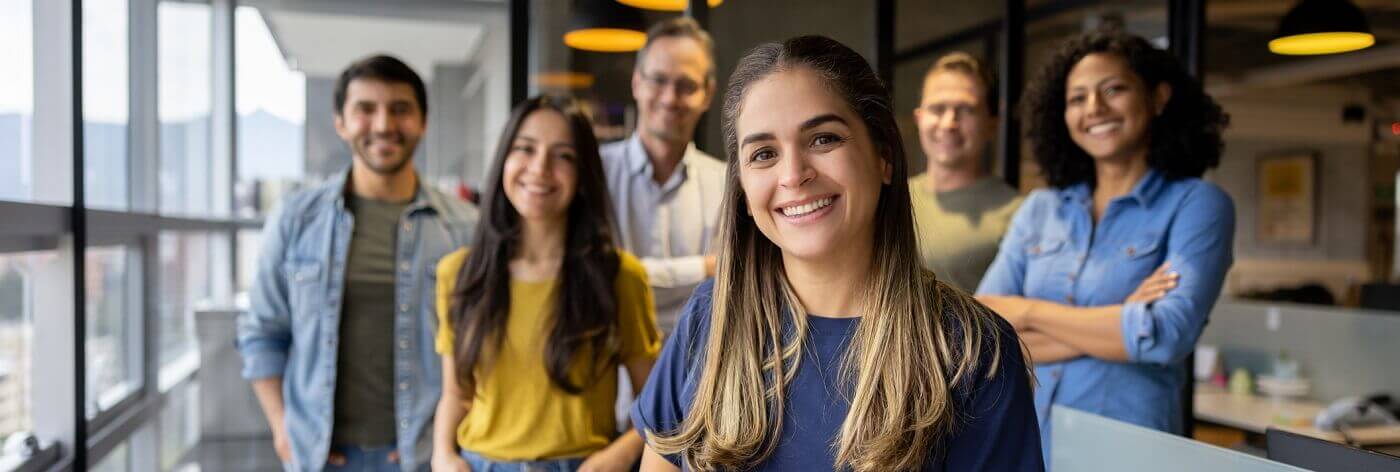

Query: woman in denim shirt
975;29;1234;452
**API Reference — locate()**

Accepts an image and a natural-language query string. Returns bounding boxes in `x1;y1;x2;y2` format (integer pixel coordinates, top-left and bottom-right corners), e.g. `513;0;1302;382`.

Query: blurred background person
910;52;1022;292
976;29;1234;456
432;96;659;472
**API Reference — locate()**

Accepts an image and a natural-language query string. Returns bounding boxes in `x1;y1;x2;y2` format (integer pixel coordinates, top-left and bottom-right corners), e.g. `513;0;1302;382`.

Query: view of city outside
86;246;138;418
158;232;210;372
0;0;37;205
236;6;307;219
159;1;214;218
0;251;57;440
84;0;131;211
90;441;129;472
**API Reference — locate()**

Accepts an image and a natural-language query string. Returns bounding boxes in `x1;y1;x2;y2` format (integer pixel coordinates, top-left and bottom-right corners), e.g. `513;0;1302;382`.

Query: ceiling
243;0;506;80
263;10;485;80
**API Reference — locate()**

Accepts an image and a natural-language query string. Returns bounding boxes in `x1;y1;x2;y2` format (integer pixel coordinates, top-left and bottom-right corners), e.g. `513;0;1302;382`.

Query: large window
0;0;37;204
86;246;141;418
159;2;213;217
235;6;306;219
0;251;57;441
236;228;262;294
90;441;130;472
84;0;131;211
158;232;209;381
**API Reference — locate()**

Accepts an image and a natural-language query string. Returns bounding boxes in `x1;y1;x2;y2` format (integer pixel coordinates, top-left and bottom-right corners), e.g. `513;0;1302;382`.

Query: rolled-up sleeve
638;255;707;289
236;203;295;380
1121;184;1235;365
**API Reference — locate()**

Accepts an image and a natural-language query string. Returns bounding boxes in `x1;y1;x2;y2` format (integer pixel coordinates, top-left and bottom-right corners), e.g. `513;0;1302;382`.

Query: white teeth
1087;122;1120;135
781;197;834;217
522;184;554;195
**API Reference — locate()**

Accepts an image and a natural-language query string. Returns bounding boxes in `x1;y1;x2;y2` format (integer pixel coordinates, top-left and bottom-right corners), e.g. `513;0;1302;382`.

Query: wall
1209;84;1375;298
426;63;476;188
1199;300;1400;401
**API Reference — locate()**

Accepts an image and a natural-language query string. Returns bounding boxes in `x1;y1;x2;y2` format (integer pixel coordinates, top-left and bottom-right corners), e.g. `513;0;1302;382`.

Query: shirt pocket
282;260;325;319
1023;237;1067;298
1114;233;1165;296
1121;234;1162;260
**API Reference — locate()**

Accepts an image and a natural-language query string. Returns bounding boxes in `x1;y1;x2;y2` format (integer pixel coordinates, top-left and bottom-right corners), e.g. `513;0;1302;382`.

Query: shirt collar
1127;168;1165;207
332;166;435;214
625;134;652;176
1057;168;1164;207
624;133;698;190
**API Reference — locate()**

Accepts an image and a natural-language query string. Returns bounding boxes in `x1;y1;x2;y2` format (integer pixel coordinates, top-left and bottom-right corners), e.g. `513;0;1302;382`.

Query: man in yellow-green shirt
910;52;1023;292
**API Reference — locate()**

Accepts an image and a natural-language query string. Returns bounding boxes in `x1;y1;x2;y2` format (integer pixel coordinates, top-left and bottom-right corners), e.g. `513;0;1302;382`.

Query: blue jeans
325;444;416;472
459;450;584;472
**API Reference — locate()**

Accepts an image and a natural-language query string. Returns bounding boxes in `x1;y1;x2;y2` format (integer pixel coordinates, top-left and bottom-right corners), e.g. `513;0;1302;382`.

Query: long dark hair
449;95;620;395
651;35;1018;472
1022;28;1227;188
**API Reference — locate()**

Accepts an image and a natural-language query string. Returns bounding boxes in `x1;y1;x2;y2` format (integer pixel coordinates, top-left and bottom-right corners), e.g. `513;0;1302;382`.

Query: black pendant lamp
1269;0;1375;55
565;0;647;53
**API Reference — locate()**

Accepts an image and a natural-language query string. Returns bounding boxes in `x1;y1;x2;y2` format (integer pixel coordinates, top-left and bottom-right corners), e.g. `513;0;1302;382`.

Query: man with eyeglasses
909;52;1022;292
600;17;724;335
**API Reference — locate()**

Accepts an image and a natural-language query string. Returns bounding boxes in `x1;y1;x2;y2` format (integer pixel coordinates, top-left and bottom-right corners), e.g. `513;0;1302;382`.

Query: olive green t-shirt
909;174;1023;292
332;194;410;447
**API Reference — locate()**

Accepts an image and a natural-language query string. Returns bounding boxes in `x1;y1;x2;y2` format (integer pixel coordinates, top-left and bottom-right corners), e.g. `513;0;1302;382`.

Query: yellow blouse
434;248;661;460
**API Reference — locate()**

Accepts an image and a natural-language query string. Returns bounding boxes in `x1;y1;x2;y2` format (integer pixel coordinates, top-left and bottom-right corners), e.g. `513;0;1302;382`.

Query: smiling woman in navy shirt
975;29;1235;452
630;35;1043;472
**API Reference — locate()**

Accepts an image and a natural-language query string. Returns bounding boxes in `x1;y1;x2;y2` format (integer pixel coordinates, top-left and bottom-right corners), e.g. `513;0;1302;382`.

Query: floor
176;437;283;471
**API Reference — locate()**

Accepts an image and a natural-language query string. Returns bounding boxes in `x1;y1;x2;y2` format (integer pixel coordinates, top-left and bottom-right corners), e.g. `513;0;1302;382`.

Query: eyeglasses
923;104;980;122
639;70;703;98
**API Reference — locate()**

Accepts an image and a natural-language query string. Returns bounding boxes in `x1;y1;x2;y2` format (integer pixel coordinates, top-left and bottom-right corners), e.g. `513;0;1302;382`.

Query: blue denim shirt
977;169;1234;450
237;170;478;471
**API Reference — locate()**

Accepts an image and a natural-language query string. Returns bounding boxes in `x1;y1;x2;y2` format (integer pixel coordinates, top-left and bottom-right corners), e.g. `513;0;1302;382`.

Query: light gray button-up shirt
600;134;726;333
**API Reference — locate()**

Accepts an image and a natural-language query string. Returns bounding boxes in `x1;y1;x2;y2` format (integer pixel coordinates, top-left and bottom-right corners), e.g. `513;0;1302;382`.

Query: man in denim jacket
237;55;477;471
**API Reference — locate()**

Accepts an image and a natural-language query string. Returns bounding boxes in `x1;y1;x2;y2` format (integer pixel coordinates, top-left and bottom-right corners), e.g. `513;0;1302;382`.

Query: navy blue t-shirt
630;279;1044;471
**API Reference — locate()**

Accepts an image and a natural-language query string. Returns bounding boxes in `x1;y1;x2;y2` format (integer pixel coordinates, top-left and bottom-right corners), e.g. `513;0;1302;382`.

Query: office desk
1194;384;1400;455
1194;384;1323;435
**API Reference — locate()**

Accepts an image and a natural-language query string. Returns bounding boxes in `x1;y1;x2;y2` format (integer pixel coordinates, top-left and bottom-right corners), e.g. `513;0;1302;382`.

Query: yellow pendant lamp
616;0;722;12
1269;0;1375;55
565;0;647;52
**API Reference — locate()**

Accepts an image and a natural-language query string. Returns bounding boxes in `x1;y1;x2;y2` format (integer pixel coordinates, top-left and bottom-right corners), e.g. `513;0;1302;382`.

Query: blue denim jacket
977;169;1234;450
237;171;478;471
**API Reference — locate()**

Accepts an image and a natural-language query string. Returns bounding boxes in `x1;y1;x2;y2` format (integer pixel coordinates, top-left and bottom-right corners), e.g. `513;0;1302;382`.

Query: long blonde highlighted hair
648;36;1028;471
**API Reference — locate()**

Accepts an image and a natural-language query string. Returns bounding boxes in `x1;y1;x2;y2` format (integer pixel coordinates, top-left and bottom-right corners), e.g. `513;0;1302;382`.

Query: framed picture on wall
1257;152;1318;245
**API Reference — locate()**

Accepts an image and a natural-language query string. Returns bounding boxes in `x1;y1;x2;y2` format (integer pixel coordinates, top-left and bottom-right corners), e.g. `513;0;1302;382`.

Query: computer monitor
1267;428;1400;472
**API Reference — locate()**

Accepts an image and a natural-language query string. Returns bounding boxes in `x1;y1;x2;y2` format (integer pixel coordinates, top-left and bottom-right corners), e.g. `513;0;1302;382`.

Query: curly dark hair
1021;29;1227;188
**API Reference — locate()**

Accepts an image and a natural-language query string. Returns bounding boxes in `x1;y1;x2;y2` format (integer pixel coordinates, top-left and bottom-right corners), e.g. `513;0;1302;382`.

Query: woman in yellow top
431;95;661;472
